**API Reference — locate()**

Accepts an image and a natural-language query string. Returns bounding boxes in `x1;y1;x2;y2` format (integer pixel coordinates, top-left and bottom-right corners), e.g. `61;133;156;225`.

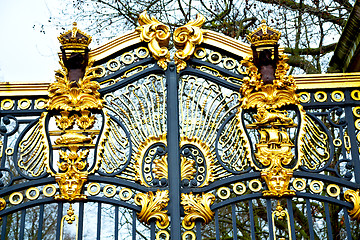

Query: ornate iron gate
1;12;360;239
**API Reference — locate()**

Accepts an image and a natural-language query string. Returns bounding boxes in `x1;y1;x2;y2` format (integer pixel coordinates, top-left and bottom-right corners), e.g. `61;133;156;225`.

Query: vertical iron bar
78;202;84;240
56;202;63;240
343;208;352;240
166;62;181;238
132;210;136;240
215;210;220;240
324;202;333;240
306;199;315;240
196;221;202;240
249;200;256;240
97;202;101;240
266;199;274;240
114;205;119;240
1;215;7;240
150;221;155;240
286;198;296;240
19;209;26;240
231;203;238;240
344;96;360;182
37;204;44;240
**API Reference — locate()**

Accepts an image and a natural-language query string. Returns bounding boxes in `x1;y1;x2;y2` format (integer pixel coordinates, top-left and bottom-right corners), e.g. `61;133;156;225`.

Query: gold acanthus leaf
152;155;197;181
47;60;104;112
136;11;170;70
134;190;170;229
344;189;360;221
174;14;206;72
181;192;215;230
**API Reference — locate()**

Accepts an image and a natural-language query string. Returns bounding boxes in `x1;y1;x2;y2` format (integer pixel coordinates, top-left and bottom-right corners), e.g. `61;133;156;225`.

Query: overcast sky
0;0;61;83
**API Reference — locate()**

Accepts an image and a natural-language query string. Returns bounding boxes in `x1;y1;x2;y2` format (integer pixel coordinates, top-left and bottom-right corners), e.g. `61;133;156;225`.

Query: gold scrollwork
134;190;170;229
174;14;206;72
136;11;170;70
344;189;360;221
181;192;215;230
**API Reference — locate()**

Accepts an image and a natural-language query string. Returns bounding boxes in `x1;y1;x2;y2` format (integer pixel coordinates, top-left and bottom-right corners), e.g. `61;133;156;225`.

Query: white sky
0;0;61;83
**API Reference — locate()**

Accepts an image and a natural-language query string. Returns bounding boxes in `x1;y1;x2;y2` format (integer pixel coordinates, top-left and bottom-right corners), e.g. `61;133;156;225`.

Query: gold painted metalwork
18;112;49;177
55;111;75;130
223;58;237;70
58;22;91;49
249;179;262;192
157;230;170;240
181;192;215;230
344;132;351;153
135;47;150;59
314;91;327;102
26;187;40;200
0;197;5;221
208;52;222;64
233;182;246;195
344;189;360;221
331;91;344;102
194;47;206;59
351;90;360;100
121;52;135;65
0;141;2;158
247;20;281;46
333;138;342;147
43;184;57;197
87;182;101;196
327;184;340;197
1;99;14;110
354;107;360;118
217;187;231;200
5;148;13;156
134;190;169;229
355;119;360;130
54;146;88;201
182;231;196;240
119;188;133;201
292;178;306;191
103;185;117;198
309;180;324;194
60;204;79;240
298;92;311;103
9;192;23;205
18;98;31;110
272;202;292;240
174;14;206;72
136;11;170;70
107;59;121;72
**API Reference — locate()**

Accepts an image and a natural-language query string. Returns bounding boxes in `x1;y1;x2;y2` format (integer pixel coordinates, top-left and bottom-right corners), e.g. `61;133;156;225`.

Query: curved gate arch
1;11;360;240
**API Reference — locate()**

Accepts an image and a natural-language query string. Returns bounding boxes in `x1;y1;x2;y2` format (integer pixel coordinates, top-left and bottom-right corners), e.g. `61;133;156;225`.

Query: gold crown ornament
58;22;92;49
246;20;281;46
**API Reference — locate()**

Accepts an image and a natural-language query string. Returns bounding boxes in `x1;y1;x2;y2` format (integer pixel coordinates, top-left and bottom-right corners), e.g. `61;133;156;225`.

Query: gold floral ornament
174;14;206;72
47;23;104;201
181;192;215;230
344;189;360;221
134;190;170;229
239;20;301;198
136;11;170;70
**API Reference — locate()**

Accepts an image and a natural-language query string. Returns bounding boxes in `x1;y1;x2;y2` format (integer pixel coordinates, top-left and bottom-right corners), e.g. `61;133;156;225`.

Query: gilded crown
58;22;92;49
246;20;281;46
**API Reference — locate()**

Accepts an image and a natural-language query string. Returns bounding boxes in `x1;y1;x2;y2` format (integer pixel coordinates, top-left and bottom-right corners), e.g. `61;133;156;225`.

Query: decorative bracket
136;11;170;70
181;192;215;230
344;189;360;221
134;190;170;229
174;14;206;72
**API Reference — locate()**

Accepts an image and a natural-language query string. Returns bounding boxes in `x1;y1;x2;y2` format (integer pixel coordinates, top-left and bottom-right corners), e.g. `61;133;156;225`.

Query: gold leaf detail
136;11;170;70
344;189;360;221
134;190;170;229
181;192;215;230
55;111;75;130
174;14;206;72
76;110;96;129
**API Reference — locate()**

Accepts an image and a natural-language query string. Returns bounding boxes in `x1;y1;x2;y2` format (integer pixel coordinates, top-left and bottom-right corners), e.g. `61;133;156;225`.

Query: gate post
166;62;181;238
